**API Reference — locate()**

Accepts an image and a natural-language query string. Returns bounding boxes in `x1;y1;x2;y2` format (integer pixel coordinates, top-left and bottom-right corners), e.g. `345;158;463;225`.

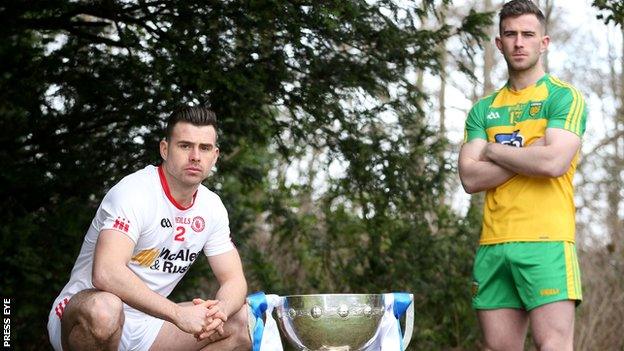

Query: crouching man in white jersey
47;106;251;351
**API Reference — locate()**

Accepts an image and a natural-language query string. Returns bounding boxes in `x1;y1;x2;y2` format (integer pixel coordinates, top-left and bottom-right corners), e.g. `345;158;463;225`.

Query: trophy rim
281;293;384;298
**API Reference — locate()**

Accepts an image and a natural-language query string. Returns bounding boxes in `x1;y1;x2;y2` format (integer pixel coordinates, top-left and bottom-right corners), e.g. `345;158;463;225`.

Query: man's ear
540;35;550;53
212;148;220;168
160;139;168;161
495;36;503;52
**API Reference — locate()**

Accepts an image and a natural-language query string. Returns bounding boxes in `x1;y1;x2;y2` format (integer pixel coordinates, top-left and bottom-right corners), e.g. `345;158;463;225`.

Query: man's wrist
215;299;231;318
170;303;182;325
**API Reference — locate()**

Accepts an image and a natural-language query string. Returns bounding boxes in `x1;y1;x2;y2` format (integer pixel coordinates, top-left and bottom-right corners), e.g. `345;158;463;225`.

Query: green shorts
472;241;582;311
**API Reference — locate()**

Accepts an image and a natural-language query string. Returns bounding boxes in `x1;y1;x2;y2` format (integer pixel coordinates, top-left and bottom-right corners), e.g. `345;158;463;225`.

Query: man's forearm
459;156;516;193
484;142;567;178
214;277;248;317
93;263;180;323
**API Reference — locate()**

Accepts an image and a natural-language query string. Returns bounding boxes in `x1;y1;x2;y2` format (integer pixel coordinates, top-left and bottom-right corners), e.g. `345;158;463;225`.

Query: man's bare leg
478;308;529;351
61;289;125;351
149;303;251;351
529;300;575;351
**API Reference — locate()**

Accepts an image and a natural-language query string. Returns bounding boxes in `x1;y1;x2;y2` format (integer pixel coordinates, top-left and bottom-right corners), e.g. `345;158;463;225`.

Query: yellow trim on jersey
574;91;585;134
490;83;549;108
567;88;581;134
548;76;585;135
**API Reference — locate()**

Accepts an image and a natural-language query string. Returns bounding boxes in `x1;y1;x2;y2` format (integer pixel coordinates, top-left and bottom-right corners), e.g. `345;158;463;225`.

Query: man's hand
173;300;219;336
192;298;228;341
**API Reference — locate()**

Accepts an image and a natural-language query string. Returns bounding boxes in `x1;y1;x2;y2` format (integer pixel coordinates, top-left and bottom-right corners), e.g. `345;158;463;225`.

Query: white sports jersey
49;165;234;321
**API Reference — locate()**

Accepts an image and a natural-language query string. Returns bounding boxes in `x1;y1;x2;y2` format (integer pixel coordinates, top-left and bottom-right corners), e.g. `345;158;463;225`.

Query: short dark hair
165;106;218;140
499;0;546;34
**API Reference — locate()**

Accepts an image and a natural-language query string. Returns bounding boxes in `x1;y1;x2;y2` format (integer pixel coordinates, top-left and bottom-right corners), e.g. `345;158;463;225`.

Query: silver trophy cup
276;294;413;351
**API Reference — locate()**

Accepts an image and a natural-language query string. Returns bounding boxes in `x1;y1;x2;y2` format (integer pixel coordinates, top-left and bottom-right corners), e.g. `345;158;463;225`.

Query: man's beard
505;54;540;74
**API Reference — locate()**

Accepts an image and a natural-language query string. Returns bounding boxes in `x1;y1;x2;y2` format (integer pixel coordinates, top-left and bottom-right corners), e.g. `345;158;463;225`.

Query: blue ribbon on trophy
246;292;284;351
370;292;414;350
247;291;267;351
392;292;414;350
247;292;414;351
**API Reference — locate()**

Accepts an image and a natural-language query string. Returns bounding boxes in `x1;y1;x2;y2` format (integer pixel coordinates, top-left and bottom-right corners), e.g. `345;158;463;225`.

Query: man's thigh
477;308;528;351
148;311;211;351
529;300;575;350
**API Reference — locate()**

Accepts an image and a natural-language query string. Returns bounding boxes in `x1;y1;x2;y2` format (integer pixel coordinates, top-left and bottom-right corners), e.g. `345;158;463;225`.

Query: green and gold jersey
464;74;587;245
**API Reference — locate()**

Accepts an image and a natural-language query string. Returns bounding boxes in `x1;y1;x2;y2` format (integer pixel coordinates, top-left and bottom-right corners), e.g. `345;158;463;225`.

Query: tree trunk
606;26;624;254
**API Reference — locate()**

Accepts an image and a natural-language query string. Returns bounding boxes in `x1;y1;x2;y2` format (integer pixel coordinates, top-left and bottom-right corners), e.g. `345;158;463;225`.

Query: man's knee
534;335;573;351
64;290;124;342
483;339;524;351
84;292;124;339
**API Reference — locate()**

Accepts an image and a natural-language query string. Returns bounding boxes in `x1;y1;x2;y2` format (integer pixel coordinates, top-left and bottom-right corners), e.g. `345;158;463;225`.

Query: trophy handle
402;294;414;350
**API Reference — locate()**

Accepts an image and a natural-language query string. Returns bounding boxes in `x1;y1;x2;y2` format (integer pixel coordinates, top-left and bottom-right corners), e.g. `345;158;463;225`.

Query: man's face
496;14;549;74
160;122;219;188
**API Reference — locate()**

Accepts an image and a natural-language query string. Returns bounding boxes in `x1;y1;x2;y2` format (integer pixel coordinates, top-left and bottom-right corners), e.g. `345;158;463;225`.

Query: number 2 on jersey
174;226;186;241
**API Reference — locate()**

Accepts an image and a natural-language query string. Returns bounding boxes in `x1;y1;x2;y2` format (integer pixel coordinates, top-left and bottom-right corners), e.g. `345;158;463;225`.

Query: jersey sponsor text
147;247;201;274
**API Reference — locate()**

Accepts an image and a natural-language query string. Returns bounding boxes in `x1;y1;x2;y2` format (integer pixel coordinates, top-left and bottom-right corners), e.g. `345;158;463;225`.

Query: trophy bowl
276;294;385;351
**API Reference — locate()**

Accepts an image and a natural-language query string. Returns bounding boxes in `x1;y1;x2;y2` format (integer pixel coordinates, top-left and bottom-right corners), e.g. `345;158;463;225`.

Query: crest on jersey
191;216;205;232
472;281;479;297
529;102;542;117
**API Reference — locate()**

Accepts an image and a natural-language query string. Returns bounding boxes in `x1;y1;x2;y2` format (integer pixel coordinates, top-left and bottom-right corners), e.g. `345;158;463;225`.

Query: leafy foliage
593;0;624;26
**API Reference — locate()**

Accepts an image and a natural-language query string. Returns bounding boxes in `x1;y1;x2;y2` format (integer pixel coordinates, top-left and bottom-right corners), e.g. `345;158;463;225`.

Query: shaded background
0;0;622;350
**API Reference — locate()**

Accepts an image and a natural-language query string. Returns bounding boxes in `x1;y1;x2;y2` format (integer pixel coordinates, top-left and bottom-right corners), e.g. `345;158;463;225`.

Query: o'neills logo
175;216;191;224
191;216;205;232
146;247;200;274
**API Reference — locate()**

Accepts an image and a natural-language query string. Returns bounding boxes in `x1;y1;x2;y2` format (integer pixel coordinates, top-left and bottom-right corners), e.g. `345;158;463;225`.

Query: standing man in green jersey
458;0;587;350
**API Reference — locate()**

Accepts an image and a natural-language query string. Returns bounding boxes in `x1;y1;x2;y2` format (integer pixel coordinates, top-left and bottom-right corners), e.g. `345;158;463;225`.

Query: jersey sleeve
464;101;488;142
97;179;147;244
203;196;234;256
546;85;587;137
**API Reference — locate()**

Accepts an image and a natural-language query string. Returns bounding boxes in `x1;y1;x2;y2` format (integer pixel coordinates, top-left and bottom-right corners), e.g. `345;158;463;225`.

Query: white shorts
47;302;165;351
